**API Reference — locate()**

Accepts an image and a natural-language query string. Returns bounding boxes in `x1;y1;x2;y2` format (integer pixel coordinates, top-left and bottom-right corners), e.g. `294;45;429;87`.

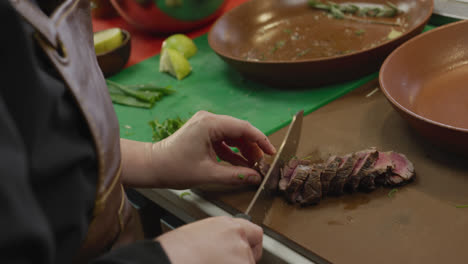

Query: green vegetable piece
180;192;191;198
386;1;399;11
296;48;311;57
107;80;157;103
358;7;370;16
355;29;366;36
455;205;468;208
270;40;286;54
283;29;292;34
238;174;245;179
130;84;175;95
309;1;400;19
109;93;153;108
388;188;398;198
330;5;344;19
308;0;331;10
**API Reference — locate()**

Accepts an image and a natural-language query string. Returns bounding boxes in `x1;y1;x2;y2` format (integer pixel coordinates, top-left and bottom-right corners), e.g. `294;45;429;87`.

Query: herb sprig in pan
309;0;402;26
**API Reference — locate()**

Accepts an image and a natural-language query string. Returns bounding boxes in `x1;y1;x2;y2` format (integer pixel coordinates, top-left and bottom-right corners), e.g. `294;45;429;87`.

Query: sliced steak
361;151;394;191
346;149;379;192
253;157;271;177
320;156;342;196
301;164;324;205
328;154;358;195
279;157;310;191
285;165;310;203
384;152;415;186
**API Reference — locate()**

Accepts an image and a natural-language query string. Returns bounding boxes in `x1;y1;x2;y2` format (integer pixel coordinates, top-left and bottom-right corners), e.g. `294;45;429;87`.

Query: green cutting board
110;34;377;142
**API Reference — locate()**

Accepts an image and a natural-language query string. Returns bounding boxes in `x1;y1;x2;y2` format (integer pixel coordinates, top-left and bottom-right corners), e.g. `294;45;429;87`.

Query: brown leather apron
8;0;143;262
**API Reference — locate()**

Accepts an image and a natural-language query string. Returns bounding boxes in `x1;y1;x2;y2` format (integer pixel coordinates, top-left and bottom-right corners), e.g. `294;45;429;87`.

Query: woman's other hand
121;111;276;189
156;216;263;264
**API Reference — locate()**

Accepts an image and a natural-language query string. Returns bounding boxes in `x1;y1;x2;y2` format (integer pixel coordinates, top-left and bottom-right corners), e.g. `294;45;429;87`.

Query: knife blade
236;110;304;224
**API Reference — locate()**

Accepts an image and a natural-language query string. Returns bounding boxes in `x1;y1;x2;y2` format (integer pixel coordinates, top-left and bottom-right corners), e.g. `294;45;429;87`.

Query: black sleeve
0;91;55;264
91;240;171;264
0;1;171;264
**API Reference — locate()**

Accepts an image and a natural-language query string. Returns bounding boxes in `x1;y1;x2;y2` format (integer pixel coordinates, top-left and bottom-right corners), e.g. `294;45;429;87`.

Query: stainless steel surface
244;110;304;224
137;188;315;264
434;0;468;19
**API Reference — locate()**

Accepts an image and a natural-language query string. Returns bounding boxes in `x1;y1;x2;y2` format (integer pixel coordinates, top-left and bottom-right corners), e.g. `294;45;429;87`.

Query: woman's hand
121;111;276;189
156;216;263;264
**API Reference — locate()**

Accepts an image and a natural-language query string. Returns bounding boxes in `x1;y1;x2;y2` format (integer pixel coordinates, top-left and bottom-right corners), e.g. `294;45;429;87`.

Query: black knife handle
234;213;252;221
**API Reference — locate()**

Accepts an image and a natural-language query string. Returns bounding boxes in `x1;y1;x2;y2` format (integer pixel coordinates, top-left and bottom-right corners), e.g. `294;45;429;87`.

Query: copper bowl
380;20;468;154
110;0;227;33
96;29;131;77
91;0;119;19
208;0;433;87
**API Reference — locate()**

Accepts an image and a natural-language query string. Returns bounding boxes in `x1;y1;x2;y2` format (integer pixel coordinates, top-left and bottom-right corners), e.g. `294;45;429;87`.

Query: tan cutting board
196;79;468;264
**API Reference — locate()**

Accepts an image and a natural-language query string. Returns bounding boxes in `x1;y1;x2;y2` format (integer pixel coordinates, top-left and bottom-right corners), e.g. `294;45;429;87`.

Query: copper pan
209;0;433;87
380;20;468;154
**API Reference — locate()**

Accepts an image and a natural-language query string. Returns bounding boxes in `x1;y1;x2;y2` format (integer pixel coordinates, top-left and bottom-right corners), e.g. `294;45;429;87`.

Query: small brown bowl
380;20;468;154
96;29;131;78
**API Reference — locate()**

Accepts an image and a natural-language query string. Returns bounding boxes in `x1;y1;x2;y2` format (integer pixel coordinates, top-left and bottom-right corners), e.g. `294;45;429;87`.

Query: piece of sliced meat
279;157;311;191
328;154;358;195
253;157;270;177
278;158;299;191
361;151;394;191
285;165;310;203
383;152;415;186
320;156;342;196
346;148;379;192
301;164;324;205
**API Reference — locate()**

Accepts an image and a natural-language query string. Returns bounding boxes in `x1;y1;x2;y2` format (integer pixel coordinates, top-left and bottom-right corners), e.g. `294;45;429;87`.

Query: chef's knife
236;110;304;224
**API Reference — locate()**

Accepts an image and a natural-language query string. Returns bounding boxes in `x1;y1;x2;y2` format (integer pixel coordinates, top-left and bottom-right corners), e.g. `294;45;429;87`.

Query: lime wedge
159;48;192;80
94;28;123;54
387;28;403;40
162;34;197;59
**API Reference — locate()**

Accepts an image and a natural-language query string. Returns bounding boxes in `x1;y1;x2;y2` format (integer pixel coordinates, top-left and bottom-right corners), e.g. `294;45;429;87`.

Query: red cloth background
92;0;248;67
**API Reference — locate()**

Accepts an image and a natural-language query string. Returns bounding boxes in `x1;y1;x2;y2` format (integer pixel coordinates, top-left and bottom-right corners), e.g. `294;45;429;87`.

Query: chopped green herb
355;29;366;36
296;48;311;57
149;116;186;142
388;188;398;198
180;191;191;198
270;40;286;54
283;29;292;34
455;204;468;208
238;174;245;179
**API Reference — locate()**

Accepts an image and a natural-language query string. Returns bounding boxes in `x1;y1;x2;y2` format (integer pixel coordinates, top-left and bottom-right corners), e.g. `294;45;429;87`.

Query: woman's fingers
208;114;276;155
213;141;249;167
208;162;262;185
233;218;263;262
224;138;264;166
